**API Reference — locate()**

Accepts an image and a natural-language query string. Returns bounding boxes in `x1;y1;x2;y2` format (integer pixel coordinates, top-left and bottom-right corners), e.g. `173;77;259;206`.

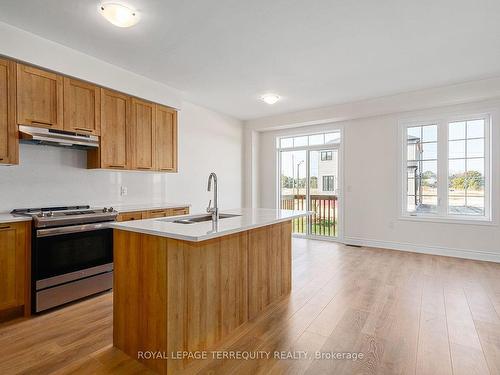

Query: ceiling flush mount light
99;3;140;28
260;93;280;105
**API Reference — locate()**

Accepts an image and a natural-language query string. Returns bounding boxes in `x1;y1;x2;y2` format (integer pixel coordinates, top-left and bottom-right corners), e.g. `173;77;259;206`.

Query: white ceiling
0;0;499;120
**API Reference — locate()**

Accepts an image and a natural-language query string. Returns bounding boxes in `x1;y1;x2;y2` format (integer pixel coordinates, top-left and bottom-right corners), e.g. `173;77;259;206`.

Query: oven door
34;223;113;282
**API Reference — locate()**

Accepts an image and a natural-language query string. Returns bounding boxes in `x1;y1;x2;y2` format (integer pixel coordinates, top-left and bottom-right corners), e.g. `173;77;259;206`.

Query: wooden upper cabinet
130;98;155;170
88;89;130;169
16;63;63;129
155;104;178;172
0;222;29;315
7;59;179;172
0;58;18;165
63;77;101;135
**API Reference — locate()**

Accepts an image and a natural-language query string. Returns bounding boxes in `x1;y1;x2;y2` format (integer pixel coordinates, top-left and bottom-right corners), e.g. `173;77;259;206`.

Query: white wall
166;101;243;213
0;22;243;214
254;99;500;262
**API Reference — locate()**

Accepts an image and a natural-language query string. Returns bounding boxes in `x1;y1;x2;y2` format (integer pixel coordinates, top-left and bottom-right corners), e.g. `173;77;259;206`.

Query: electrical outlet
120;186;128;196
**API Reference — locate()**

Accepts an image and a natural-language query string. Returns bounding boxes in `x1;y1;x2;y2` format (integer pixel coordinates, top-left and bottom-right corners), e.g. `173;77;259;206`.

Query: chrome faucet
207;172;219;222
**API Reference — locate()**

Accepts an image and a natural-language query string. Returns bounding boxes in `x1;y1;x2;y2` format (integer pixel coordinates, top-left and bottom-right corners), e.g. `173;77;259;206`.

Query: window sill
399;215;496;226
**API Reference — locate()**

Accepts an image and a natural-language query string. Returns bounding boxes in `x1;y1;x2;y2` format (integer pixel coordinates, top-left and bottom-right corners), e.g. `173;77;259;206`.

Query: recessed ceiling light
99;2;140;28
260;93;280;105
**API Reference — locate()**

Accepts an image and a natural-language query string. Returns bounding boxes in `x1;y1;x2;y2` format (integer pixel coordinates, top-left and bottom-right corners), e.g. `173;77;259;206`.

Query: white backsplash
0;144;169;212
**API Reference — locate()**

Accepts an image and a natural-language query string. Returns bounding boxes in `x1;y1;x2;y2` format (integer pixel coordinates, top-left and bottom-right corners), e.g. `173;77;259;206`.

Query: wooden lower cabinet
113;221;292;374
248;220;292;319
168;207;189;216
116;212;143;222
144;209;168;219
144;207;190;219
0;221;30;321
116;207;189;222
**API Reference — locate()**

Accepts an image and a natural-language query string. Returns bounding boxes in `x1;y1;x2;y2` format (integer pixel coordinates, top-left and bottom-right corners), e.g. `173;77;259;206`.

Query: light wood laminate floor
1;239;500;374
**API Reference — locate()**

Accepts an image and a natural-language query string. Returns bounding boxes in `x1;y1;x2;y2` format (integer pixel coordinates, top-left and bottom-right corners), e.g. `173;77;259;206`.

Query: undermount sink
159;213;241;224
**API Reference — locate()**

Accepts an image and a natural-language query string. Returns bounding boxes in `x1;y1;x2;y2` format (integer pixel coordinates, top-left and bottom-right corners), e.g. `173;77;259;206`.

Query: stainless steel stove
11;205;118;313
12;205;118;228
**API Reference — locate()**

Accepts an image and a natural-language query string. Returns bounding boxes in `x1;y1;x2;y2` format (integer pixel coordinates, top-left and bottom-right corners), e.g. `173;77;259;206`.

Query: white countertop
110;208;310;242
102;202;191;213
0;214;32;224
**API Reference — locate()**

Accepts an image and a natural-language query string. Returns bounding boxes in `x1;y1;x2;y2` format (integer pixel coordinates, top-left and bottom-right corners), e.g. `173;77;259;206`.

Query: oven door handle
36;222;113;237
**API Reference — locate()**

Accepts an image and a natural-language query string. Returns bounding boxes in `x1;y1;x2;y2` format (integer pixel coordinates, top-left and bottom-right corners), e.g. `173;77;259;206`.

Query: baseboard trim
343;236;500;263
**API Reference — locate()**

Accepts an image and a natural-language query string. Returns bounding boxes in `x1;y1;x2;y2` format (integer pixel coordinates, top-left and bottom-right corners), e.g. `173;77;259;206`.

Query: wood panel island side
110;208;308;374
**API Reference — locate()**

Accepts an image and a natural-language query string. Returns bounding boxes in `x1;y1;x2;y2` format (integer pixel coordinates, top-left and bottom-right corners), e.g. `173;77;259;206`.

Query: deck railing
281;194;337;237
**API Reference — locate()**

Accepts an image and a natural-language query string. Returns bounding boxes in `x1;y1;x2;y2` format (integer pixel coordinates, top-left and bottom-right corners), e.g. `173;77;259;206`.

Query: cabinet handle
0;225;11;230
74;128;93;133
28;120;53;126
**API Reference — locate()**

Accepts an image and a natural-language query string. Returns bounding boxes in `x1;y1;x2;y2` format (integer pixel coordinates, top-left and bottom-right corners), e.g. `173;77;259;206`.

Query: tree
421;170;437;187
280;175;294;188
449;170;484;191
280;175;308;190
310;176;318;189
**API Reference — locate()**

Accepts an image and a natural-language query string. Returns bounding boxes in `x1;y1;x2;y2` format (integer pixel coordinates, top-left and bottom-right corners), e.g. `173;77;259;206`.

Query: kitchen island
110;208;308;374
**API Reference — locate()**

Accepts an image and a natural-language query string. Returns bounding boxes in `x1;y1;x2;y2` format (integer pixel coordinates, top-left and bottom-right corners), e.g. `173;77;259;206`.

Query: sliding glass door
278;132;341;239
308;149;338;237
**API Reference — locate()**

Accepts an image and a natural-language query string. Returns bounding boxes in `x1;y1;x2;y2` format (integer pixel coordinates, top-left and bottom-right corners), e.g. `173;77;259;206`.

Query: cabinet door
155;105;177;172
99;89;130;169
144;209;168;219
63;77;101;135
0;222;28;312
116;212;143;222
0;58;18;165
131;98;155;170
167;207;189;216
16;64;63;129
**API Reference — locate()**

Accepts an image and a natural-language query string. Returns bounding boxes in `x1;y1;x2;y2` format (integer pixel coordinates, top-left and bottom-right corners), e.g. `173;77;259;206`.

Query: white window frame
399;113;492;224
275;126;344;241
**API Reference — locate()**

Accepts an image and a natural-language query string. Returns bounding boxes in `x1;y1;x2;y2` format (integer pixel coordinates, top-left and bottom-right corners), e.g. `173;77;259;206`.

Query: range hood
18;125;99;149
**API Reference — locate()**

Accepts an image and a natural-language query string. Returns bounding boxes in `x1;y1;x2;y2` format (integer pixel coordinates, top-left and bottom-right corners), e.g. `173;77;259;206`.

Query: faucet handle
206;199;212;212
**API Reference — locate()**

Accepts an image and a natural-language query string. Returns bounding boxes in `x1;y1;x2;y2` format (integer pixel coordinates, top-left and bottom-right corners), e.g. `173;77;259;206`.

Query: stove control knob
47;211;53;217
108;207;114;212
102;207;108;213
